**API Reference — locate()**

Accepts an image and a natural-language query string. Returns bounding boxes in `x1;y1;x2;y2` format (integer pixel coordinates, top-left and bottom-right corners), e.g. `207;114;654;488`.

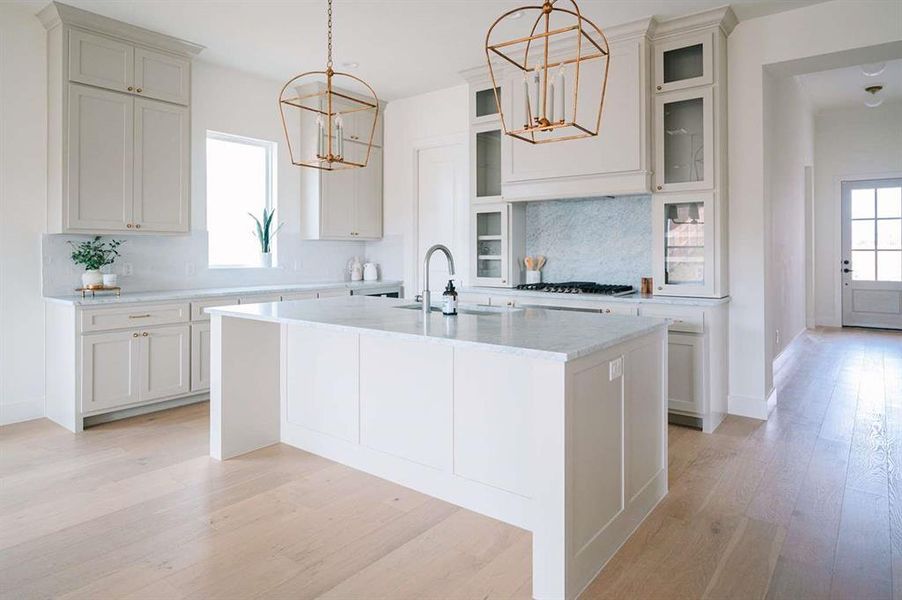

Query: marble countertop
462;286;730;307
44;280;402;306
207;296;668;362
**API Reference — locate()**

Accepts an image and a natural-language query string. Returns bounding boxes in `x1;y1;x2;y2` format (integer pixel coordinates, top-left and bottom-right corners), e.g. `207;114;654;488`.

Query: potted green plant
68;236;125;288
249;208;283;268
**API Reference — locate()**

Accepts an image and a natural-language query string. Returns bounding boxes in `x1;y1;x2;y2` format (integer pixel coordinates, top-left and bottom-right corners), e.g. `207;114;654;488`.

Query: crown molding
652;5;738;39
38;1;205;57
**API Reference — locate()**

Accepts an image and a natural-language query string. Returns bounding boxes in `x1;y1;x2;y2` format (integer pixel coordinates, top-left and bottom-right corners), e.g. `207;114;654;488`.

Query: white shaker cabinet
134;47;191;105
664;332;704;415
81;330;141;412
68;29;134;94
191;322;212;392
67;84;135;231
140;325;190;402
133;98;190;231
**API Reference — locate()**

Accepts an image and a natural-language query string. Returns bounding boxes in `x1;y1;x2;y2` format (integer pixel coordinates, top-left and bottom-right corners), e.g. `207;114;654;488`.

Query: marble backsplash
525;195;652;287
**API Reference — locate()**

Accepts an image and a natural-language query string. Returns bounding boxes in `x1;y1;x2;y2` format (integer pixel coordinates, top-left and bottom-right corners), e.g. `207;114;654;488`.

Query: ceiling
798;59;902;111
24;0;827;100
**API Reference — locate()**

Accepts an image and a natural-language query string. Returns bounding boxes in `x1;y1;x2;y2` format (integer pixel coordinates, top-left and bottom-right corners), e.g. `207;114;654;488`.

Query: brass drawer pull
129;314;152;319
142;332;149;336
132;332;139;337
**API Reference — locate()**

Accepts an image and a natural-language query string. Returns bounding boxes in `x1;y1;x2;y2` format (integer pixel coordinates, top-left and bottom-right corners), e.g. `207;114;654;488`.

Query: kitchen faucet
421;244;455;314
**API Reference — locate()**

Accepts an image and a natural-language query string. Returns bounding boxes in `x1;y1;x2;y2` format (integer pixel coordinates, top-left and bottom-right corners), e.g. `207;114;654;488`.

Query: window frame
205;130;278;269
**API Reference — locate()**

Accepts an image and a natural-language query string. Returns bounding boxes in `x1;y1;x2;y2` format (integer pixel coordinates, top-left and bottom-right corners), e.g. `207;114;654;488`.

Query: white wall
42;60;367;295
728;0;902;418
371;85;469;295
0;4;48;424
763;72;814;360
813;102;902;326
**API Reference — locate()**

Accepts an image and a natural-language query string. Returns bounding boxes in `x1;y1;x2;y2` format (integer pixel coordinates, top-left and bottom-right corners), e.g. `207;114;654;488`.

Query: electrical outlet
185;262;196;276
122;263;134;276
609;357;623;381
775;329;781;348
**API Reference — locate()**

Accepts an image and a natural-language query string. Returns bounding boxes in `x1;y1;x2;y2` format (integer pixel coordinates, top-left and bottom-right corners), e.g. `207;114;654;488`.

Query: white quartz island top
207;295;668;362
43;280;401;306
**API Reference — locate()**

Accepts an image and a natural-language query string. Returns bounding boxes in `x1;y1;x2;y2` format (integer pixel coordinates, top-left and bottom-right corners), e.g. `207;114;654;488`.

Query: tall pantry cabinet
39;2;203;234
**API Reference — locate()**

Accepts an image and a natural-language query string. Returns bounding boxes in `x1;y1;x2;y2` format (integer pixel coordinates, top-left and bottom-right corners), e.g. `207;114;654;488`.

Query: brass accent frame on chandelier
484;0;610;145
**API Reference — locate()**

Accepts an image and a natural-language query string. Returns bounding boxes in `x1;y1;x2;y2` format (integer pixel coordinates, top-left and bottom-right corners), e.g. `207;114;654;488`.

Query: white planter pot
81;270;103;288
260;252;273;268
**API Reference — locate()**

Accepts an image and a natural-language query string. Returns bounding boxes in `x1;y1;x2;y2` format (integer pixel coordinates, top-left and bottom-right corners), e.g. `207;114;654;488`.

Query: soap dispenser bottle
442;280;458;316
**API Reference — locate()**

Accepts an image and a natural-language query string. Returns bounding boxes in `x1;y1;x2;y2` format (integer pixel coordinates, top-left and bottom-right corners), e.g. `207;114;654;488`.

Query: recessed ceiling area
23;0;827;100
798;58;902;111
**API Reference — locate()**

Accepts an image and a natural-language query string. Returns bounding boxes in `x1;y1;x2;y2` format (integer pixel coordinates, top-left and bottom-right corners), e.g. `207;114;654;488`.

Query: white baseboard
0;397;44;426
728;393;769;420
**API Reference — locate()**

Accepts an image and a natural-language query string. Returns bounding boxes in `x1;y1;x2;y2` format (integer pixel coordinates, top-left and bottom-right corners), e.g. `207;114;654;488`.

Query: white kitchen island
207;296;668;600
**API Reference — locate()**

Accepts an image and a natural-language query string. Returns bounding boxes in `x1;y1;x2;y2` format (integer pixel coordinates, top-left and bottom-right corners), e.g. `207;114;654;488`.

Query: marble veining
208;296;668;362
526;195;651;287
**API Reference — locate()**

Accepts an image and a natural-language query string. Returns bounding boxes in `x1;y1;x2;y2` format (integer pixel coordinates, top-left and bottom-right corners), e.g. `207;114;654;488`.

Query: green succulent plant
68;236;125;271
249;208;284;253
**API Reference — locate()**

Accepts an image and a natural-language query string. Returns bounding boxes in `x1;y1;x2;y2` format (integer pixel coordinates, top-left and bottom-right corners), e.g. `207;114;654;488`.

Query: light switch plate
609;357;623;381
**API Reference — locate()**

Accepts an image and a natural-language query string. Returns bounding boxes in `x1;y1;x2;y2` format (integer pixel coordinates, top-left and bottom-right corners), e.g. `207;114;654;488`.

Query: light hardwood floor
1;327;899;599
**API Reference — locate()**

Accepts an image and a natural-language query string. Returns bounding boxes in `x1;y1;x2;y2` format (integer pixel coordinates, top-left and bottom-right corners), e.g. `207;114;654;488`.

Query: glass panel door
475;130;501;199
473;204;508;285
654;31;713;93
655;87;713;192
664;201;706;286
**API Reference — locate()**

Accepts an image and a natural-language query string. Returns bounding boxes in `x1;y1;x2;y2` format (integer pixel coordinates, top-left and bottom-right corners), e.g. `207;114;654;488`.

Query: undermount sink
394;303;523;315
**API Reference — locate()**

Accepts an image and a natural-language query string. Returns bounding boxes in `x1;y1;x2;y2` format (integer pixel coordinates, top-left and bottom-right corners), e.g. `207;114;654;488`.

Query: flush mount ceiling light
278;0;379;171
485;0;610;145
865;84;884;108
861;62;887;77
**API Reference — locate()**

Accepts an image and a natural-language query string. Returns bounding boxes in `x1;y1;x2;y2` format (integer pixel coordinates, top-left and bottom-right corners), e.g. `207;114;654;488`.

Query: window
206;131;277;268
850;186;902;282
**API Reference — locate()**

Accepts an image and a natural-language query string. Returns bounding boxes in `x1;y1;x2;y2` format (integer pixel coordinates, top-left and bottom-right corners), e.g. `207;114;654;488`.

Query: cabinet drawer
191;297;240;321
638;304;705;333
509;295;639;315
459;292;492;305
281;291;318;302
238;294;283;305
317;288;351;299
81;302;189;332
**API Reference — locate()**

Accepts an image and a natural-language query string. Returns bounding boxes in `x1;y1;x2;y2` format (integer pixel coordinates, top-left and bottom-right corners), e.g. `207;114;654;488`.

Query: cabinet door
654;87;713;192
320;163;357;238
81;330;140;413
653;192;716;297
190;322;211;392
666;332;704;416
134;47;190;105
68;29;134;93
472;203;510;287
654;32;713;94
355;146;383;239
68;84;134;231
133;98;189;232
139;325;190;402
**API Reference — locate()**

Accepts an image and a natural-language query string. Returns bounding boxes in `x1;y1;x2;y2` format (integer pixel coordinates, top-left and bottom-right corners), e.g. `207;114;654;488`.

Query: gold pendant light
278;0;379;170
485;0;609;144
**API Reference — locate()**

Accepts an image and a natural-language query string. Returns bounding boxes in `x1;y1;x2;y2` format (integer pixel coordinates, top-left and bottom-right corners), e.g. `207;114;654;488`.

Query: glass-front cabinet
472;202;525;287
653;192;716;297
654;31;713;93
654;87;713;192
473;124;502;202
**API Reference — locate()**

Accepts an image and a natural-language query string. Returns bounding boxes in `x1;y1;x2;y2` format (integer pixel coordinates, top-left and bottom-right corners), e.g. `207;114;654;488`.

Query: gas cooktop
515;282;635;296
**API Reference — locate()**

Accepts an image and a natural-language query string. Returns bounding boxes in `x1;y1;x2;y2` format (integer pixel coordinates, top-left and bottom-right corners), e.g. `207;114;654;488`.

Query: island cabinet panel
569;358;624;553
284;325;360;443
359;336;453;471
452;348;533;498
624;340;666;501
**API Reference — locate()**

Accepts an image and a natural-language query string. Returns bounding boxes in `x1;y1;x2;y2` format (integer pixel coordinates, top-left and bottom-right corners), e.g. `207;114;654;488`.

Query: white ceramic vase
260;252;273;268
82;269;103;288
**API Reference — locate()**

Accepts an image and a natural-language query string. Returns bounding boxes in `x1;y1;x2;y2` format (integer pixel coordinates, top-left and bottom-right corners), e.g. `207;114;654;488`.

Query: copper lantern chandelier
278;0;379;171
485;0;610;144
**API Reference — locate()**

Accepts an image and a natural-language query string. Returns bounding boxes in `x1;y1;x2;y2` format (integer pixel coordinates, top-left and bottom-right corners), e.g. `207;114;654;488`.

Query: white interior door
842;179;902;329
415;142;466;296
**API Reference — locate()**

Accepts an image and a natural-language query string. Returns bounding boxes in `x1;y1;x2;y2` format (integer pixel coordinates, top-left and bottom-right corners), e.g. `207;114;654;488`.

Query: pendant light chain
326;0;333;70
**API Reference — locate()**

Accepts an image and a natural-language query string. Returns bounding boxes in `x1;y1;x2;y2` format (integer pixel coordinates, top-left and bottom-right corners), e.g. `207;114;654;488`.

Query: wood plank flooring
1;326;899;599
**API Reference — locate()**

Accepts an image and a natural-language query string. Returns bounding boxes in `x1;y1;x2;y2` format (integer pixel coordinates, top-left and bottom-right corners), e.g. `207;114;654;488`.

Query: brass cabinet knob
127;86;134;91
656;185;663;191
135;224;141;229
656;85;662;91
132;332;139;337
142;332;149;336
136;88;143;93
126;223;133;228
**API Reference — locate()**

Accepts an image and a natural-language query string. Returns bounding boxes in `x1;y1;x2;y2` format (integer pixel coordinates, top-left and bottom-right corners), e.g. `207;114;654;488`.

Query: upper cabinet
654;32;714;94
40;2;203;234
654;86;714;192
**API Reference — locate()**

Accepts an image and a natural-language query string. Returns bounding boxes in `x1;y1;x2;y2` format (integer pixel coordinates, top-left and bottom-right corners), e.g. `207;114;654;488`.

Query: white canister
102;273;118;287
525;270;542;284
363;262;379;281
349;257;363;281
